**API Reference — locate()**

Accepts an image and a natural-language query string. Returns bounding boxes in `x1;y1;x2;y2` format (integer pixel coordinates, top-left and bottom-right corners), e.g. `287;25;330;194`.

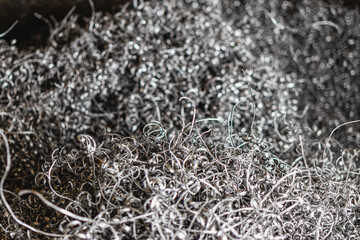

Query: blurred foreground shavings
1;0;360;239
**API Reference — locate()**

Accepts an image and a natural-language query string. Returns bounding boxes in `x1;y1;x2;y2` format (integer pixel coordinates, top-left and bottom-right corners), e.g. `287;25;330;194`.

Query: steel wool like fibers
0;0;360;239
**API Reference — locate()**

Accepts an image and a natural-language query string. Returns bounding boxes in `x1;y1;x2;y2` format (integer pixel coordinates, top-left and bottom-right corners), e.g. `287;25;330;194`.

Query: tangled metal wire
1;0;360;239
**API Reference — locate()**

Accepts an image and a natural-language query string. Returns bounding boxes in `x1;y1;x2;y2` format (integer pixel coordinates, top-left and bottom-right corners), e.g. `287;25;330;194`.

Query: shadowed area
0;0;131;49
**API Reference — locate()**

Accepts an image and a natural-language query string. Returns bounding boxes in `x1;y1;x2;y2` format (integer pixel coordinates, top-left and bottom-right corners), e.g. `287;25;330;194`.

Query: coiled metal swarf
1;0;360;239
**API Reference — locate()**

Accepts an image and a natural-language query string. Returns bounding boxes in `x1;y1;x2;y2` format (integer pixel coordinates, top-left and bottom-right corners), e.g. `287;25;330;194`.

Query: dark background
0;0;131;49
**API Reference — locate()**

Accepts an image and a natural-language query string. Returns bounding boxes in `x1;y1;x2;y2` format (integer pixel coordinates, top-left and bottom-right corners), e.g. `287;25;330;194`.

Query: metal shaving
1;0;360;239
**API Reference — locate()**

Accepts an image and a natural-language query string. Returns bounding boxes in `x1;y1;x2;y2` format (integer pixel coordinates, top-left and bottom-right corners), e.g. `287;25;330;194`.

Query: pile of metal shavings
0;0;359;239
